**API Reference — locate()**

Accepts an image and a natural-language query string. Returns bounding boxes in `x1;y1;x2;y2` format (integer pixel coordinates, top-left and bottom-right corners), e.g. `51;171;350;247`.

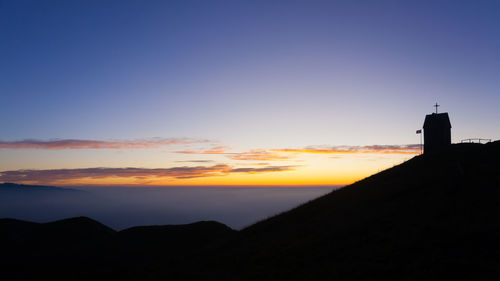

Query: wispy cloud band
176;144;420;161
176;147;292;161
274;144;421;155
0;138;210;150
0;165;296;185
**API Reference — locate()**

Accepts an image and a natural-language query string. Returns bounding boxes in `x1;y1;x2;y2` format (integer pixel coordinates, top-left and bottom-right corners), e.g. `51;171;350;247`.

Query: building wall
424;126;451;153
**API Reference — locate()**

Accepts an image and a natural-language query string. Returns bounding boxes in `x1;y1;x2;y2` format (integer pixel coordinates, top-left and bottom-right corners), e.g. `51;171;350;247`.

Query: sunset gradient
0;140;416;186
1;0;499;186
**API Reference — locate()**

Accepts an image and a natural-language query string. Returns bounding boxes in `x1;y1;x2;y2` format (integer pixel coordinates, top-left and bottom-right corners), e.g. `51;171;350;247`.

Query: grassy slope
198;142;500;280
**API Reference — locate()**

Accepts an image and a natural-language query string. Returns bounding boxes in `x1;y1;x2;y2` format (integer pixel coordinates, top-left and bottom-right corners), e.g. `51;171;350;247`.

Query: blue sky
1;0;499;185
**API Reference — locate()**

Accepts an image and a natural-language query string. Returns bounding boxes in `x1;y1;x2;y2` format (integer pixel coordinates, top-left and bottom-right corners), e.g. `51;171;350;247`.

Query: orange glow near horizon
4;174;358;187
0;150;414;186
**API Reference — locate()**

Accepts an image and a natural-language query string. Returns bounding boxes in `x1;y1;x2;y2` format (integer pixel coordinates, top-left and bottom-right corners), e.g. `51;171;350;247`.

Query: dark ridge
212;141;500;280
117;220;235;249
116;220;235;252
0;217;116;256
119;220;234;238
0;218;40;242
112;221;236;266
0;217;40;227
42;216;116;236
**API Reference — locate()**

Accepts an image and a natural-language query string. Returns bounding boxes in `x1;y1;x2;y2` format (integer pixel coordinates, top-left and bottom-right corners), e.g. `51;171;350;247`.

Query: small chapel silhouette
423;103;452;154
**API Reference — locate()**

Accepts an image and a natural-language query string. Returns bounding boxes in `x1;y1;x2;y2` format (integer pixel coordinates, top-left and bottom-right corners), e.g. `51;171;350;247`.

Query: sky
1;0;499;186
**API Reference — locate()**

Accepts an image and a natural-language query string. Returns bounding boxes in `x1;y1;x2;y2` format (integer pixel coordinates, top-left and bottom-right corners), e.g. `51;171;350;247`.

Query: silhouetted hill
216;141;500;280
0;216;115;257
1;141;500;280
119;220;234;246
42;216;116;240
0;218;39;241
110;221;236;280
0;217;236;281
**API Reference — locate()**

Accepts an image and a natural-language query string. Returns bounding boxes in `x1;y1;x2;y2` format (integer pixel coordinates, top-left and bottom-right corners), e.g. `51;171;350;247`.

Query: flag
416;129;422;134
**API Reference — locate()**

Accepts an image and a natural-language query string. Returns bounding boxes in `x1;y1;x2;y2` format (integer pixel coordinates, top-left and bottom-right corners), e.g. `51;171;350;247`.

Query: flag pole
420;130;423;154
416;129;423;155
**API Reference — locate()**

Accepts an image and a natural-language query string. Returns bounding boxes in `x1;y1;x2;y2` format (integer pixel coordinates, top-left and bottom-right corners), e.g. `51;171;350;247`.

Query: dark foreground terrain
2;141;500;280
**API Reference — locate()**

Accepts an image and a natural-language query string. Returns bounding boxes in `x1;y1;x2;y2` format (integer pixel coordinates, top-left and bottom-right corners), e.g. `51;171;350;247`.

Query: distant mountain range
0;182;79;192
1;141;500;280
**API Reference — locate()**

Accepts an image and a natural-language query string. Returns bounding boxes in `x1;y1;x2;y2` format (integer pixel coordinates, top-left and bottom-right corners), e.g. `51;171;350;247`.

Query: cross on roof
434;102;440;114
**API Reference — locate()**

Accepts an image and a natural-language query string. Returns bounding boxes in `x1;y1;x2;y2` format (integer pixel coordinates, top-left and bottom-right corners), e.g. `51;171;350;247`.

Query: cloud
175;160;215;163
237;162;270;166
230;166;296;174
0;138;211;150
176;147;292;161
227;150;292;161
176;146;230;155
0;164;295;185
0;166;230;183
274;144;421;155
